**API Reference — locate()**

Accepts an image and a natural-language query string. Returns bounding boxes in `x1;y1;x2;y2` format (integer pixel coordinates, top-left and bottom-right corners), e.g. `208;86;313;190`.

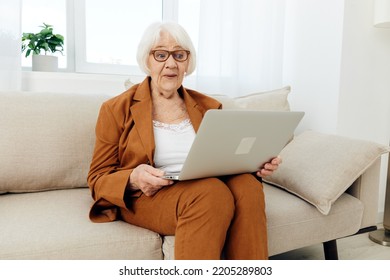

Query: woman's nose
164;55;178;68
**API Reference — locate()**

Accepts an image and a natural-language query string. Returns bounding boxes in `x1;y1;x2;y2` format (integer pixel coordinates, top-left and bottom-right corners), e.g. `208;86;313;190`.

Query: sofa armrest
347;158;381;229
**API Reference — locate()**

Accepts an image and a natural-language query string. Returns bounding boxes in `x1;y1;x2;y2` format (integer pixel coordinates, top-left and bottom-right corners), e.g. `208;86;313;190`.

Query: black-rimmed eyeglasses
150;50;190;62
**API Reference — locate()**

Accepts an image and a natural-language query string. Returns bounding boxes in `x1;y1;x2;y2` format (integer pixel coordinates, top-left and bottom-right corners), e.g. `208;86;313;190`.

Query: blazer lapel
130;79;155;165
181;88;204;132
181;86;221;132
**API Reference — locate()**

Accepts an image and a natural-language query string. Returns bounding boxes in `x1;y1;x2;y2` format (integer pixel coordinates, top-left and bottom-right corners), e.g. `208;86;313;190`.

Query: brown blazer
87;77;222;222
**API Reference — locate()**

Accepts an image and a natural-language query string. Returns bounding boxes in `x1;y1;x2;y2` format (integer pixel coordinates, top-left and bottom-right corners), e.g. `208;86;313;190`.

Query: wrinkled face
148;31;189;96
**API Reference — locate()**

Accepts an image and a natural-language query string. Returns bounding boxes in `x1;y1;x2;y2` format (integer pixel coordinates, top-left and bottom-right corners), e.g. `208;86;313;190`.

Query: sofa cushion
211;86;291;111
0;92;109;194
0;188;163;259
264;130;390;215
263;183;364;256
162;183;364;258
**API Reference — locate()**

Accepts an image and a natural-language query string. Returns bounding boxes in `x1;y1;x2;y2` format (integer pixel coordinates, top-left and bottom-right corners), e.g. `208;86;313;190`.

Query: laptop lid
166;109;304;181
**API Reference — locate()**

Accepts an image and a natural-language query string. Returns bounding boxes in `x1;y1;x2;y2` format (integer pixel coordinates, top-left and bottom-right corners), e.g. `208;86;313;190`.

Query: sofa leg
323;239;338;260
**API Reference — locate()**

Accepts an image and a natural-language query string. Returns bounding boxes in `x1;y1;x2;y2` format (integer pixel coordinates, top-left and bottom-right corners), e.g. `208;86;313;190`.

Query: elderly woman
87;22;281;260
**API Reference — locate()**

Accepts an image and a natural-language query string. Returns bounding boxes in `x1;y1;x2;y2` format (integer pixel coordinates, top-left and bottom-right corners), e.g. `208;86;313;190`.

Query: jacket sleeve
87;102;130;210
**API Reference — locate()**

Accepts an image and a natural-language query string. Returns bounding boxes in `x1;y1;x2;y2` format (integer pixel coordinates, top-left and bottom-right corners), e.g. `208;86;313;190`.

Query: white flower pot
32;55;58;72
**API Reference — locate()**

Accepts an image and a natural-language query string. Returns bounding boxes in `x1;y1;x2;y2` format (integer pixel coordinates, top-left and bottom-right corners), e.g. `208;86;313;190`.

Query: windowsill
21;71;146;95
21;70;199;95
22;70;145;82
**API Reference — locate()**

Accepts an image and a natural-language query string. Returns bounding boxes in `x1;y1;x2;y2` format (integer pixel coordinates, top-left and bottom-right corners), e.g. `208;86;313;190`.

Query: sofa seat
0;188;163;260
263;183;364;255
0;183;365;260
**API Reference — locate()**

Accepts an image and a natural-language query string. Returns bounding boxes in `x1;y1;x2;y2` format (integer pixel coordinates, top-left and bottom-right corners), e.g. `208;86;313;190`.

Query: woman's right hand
129;164;174;196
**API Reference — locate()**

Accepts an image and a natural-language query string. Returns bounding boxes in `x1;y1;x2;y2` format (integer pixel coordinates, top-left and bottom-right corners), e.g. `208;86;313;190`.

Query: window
75;0;163;75
21;0;200;75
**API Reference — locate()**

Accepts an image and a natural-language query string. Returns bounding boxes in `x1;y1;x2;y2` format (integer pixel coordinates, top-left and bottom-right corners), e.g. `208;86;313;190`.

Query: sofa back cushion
0;92;109;194
211;86;291;111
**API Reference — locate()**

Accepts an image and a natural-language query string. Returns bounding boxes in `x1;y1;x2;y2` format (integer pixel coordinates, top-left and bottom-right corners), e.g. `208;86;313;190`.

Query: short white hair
136;21;197;76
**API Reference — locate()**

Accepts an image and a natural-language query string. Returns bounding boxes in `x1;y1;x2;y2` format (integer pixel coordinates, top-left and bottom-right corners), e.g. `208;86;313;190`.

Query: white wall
282;0;345;134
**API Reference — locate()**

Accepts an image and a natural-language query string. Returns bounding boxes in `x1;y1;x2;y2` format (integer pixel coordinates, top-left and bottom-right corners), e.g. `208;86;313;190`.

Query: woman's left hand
256;156;282;178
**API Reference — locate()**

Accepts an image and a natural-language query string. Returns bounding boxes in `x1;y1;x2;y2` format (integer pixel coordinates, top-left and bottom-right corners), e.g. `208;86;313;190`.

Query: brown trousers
120;173;268;260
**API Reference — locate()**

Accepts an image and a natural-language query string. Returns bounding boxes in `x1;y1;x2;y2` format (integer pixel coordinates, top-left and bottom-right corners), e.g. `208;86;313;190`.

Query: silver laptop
163;109;304;180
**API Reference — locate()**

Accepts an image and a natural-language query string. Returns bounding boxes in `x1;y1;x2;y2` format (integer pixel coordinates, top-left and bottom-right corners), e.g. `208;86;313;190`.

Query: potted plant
22;23;64;72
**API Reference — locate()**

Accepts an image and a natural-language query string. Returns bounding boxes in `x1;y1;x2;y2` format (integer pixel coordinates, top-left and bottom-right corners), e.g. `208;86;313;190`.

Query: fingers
271;155;282;165
131;164;174;196
143;165;174;186
256;168;273;177
144;165;165;177
264;162;278;171
256;156;282;178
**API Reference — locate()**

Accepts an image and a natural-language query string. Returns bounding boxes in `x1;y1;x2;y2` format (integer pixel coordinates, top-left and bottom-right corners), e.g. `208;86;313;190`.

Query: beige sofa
1;86;389;260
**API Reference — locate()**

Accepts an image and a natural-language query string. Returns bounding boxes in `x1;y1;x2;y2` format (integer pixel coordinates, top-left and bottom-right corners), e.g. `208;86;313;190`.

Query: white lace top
153;119;195;173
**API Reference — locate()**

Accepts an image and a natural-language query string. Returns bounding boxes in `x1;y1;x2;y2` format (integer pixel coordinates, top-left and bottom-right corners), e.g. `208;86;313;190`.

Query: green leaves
21;23;64;57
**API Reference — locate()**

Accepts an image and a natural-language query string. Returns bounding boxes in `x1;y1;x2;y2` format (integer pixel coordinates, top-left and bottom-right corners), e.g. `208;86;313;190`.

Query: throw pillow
211;86;291;111
264;130;390;215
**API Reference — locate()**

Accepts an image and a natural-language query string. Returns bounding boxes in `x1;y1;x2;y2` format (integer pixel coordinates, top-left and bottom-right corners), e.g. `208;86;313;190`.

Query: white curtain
0;0;22;91
195;0;286;97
